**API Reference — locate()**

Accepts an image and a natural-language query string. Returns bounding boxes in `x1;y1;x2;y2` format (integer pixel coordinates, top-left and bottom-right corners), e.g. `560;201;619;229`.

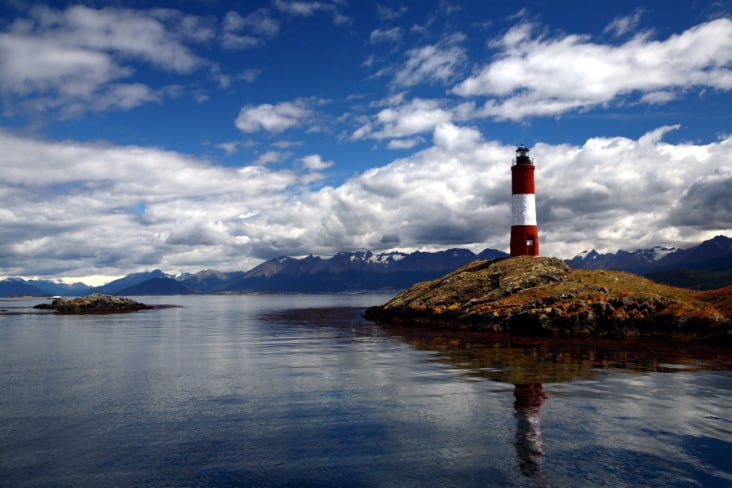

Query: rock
34;294;153;314
365;257;732;342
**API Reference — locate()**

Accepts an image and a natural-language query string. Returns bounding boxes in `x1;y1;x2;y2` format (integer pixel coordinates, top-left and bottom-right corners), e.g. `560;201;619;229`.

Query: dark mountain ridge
223;248;485;293
568;235;731;272
2;236;730;296
568;235;732;289
117;278;195;296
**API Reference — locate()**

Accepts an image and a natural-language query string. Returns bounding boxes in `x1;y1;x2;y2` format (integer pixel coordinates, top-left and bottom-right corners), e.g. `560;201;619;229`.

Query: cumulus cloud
453;18;732;120
352;97;474;140
669;173;732;229
535;126;732;254
166;219;230;246
235;99;314;133
667;147;732;229
244;124;732;259
1;124;730;279
352;125;731;257
0;129;300;277
299;154;334;170
353;98;451;139
0;4;205;115
252;123;514;257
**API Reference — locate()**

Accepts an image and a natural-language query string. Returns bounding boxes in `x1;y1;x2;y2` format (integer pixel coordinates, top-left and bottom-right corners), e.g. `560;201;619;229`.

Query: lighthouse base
511;225;540;257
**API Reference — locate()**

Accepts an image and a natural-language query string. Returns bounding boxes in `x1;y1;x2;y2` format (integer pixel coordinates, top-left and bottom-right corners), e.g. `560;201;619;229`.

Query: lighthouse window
527;238;534;246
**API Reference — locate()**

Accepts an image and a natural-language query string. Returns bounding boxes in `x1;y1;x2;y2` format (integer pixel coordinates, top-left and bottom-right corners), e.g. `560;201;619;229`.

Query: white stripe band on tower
511;194;537;226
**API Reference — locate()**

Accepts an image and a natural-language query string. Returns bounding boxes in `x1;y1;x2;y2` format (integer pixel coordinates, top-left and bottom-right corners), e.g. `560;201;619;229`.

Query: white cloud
44;5;201;71
173;11;217;43
221;9;279;49
210;65;262;88
217;141;240;155
432;122;482;152
640;90;677;105
0;5;205;114
299;154;334;170
0;34;125;97
261;123;511;256
352;97;472;140
0;129;303;277
247;123;732;260
254;150;291;165
2;124;730;279
393;34;466;87
387;137;424;150
453;18;732;120
273;0;350;25
235;99;314;133
535;126;732;254
604;8;645;37
166;219;230;246
92;83;160;111
272;140;305;148
669;166;732;229
370;27;403;44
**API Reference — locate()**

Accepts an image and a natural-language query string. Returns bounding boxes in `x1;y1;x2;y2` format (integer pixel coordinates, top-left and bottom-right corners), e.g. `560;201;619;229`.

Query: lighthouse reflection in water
514;383;547;478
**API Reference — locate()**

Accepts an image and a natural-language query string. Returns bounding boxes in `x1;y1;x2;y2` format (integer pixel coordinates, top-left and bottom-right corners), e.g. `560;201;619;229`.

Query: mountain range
567;235;732;289
1;236;730;297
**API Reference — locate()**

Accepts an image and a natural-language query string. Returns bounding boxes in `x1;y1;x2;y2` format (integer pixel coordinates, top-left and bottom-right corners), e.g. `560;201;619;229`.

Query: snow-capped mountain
223;248;504;293
3;237;729;297
568;246;680;274
568;235;731;275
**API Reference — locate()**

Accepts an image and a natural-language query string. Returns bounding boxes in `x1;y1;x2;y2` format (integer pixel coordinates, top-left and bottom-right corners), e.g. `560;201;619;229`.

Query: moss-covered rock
364;257;732;342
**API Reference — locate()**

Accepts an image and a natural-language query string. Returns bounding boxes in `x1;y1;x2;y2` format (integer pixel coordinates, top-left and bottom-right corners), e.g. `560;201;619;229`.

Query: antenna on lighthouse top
515;144;532;164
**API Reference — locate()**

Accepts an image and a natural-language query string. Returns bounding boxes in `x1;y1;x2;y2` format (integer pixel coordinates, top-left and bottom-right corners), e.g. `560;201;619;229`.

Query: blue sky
1;0;731;284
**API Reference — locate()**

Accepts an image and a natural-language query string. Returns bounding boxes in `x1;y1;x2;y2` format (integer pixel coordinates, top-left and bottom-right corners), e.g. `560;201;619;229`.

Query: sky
1;0;731;285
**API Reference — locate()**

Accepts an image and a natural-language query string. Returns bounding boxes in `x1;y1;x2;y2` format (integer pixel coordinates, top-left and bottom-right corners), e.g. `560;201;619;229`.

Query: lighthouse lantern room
510;144;540;257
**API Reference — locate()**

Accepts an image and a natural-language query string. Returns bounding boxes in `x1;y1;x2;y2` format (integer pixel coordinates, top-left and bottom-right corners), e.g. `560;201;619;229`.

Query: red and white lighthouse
510;144;540;257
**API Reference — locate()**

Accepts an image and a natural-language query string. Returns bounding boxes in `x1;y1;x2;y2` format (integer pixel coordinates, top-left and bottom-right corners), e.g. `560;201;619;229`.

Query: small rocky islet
365;257;732;342
34;294;154;313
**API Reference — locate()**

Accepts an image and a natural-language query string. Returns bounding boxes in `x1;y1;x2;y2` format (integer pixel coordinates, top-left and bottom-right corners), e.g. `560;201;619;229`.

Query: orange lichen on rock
696;286;732;318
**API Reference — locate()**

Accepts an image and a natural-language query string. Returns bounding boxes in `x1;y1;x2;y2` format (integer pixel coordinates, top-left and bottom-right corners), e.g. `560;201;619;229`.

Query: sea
1;294;731;487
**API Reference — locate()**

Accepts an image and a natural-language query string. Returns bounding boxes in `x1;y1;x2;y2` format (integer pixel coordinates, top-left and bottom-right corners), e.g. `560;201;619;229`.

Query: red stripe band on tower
511;165;535;194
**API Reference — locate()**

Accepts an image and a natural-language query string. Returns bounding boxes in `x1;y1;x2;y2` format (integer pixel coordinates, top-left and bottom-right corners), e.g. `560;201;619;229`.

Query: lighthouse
510;144;540;257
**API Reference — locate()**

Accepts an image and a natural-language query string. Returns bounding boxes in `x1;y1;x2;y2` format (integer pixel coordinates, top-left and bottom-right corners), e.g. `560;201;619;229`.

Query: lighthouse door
526;236;536;255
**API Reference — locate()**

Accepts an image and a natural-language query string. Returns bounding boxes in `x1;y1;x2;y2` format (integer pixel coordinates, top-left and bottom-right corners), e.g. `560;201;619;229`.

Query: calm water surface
1;294;731;487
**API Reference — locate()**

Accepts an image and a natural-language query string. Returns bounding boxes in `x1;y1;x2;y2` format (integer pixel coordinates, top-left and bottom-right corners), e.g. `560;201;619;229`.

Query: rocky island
34;294;154;313
365;257;732;342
